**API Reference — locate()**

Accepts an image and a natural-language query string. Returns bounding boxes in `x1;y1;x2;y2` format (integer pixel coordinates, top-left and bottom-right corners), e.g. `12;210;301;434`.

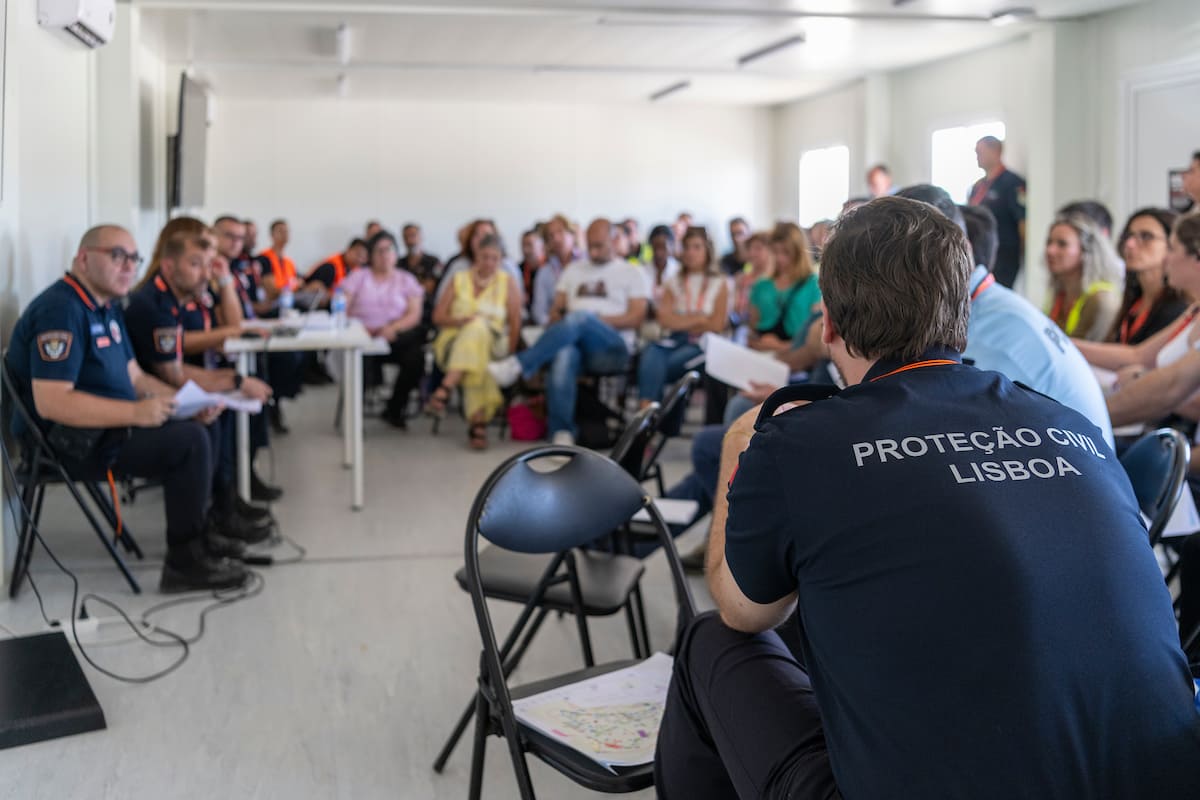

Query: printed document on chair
512;652;674;768
702;334;788;392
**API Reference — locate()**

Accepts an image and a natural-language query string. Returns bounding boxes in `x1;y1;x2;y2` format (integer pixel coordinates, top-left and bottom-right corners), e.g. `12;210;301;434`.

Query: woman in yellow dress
428;233;522;449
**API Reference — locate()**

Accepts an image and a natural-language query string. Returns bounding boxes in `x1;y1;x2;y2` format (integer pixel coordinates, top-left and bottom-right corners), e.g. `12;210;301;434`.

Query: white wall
198;98;774;268
771;82;865;224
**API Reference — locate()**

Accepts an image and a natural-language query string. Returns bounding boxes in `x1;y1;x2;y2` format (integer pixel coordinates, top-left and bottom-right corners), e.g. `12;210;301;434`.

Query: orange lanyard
970;273;995;302
1120;297;1153;343
870;359;958;382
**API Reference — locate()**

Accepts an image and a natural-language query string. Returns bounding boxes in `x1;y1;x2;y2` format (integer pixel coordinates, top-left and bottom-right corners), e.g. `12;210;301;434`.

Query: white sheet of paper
172;380;262;419
171;380;219;419
631;498;700;526
702;334;788;392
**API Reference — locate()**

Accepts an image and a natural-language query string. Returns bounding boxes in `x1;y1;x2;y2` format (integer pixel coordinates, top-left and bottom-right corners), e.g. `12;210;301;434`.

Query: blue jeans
517;311;630;436
664;423;725;534
723;393;758;425
637;338;703;402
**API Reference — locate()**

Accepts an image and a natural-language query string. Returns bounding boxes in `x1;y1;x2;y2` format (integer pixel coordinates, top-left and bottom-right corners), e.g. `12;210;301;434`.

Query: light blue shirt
965;266;1114;446
531;252;577;326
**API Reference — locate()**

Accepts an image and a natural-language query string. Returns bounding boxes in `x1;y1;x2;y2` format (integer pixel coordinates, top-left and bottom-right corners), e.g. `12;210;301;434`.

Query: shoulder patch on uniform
154;326;180;355
37;331;73;362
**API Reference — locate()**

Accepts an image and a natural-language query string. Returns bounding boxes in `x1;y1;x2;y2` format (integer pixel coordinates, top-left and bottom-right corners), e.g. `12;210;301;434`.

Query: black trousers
73;421;211;550
654;611;841;800
365;327;426;417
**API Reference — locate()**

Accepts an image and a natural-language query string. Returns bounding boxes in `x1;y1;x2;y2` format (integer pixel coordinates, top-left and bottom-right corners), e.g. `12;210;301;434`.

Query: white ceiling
132;0;1145;105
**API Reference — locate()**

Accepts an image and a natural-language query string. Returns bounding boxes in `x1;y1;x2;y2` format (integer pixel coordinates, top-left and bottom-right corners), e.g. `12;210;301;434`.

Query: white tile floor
0;385;713;799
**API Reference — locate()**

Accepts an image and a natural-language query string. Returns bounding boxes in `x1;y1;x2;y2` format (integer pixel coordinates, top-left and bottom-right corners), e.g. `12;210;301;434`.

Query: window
930;121;1006;203
798;145;850;227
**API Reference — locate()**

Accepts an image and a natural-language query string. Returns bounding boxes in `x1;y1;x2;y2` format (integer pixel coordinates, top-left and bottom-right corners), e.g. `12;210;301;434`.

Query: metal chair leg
467;691;489;800
633;583;652;656
9;481;43;598
624;600;644;659
60;477;142;594
434;607;551;772
81;481;144;558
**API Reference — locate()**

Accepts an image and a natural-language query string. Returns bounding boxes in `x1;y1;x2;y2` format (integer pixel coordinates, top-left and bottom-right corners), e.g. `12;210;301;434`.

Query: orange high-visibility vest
308;253;348;287
260;248;297;290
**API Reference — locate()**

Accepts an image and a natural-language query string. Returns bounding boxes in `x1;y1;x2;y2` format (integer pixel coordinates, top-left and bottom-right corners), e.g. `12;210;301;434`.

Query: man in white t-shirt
489;218;648;444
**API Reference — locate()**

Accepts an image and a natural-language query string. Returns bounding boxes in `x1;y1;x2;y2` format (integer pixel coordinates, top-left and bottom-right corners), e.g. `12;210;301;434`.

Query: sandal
468;422;489;451
425;385;450;418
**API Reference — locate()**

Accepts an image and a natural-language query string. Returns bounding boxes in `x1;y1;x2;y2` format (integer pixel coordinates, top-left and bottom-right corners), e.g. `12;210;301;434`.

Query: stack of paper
512;652;674;768
171;380;263;419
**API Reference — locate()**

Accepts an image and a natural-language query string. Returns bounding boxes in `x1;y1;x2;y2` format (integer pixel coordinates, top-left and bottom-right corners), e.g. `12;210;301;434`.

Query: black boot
236;494;275;523
160;540;247;594
205;526;247;561
268;401;289;435
250;471;284;502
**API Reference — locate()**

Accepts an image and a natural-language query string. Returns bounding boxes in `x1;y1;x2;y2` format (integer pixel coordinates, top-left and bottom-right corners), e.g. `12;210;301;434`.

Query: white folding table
224;317;377;510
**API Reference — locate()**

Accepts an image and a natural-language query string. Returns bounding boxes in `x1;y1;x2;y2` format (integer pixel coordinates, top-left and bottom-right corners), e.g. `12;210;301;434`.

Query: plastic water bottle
331;287;348;330
279;285;295;318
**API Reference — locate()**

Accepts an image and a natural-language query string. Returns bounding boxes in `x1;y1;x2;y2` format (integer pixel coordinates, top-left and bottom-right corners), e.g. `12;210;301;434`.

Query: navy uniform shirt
970;168;1026;287
5;275;136;434
231;255;263;318
726;348;1200;798
124;275;185;375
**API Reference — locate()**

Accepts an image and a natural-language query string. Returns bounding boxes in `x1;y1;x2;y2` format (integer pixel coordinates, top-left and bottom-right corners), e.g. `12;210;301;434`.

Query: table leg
351;347;364;511
236;352;251;502
342;348;353;469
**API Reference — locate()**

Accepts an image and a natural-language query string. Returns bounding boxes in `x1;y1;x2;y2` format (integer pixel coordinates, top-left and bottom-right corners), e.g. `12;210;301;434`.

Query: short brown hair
1175;213;1200;260
820;197;971;363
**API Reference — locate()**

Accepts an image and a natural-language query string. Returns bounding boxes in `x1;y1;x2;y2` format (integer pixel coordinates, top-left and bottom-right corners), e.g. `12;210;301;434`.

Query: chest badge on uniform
37;331;73;362
154;326;179;355
109;319;123;345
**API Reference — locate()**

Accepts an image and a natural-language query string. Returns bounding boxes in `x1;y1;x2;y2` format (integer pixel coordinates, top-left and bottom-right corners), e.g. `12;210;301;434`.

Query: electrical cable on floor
1;440;259;683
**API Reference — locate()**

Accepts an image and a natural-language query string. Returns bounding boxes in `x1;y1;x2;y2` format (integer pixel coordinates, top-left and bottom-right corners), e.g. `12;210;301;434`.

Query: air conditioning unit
37;0;116;49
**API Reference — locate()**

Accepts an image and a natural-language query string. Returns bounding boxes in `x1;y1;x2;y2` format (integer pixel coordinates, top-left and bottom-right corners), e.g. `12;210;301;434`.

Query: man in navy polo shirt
654;198;1200;798
5;225;246;593
125;218;275;552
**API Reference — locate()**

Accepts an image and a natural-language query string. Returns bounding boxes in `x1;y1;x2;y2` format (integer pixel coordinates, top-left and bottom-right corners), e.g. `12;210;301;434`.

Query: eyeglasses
1121;231;1164;245
85;246;144;268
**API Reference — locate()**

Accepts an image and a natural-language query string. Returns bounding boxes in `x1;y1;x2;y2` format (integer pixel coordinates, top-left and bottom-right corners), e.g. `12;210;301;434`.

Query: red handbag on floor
507;396;547;441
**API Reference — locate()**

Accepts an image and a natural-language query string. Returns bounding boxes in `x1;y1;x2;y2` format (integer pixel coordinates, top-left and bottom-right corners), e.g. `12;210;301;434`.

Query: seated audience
1100;213;1200;428
125;217;275;551
1059;199;1115;239
401;223;443;296
730;231;773;330
427;234;521;450
1045;213;1125;340
621;217;651;265
1075;212;1200;398
719;217;751;276
1108;208;1187;344
806;219;832;262
637;227;728;407
365;220;383;240
4;225;247;592
748;222;819;354
672;212;693;256
518;228;545;314
222;216;305;434
531;214;581;326
488;218;648;445
437;219;522;307
655;196;1200;799
643;224;680;299
341;231;427;429
256;219;300;303
305;238;368;293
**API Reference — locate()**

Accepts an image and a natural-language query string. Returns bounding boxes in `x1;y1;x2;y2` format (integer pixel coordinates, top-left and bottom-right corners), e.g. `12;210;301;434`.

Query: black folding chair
608;403;660;483
0;359;144;596
454;445;696;799
432;407;662;775
1120;428;1190;547
642;370;700;496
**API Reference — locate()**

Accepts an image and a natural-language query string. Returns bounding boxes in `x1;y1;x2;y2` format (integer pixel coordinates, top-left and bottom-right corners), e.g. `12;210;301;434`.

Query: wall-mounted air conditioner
37;0;115;49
